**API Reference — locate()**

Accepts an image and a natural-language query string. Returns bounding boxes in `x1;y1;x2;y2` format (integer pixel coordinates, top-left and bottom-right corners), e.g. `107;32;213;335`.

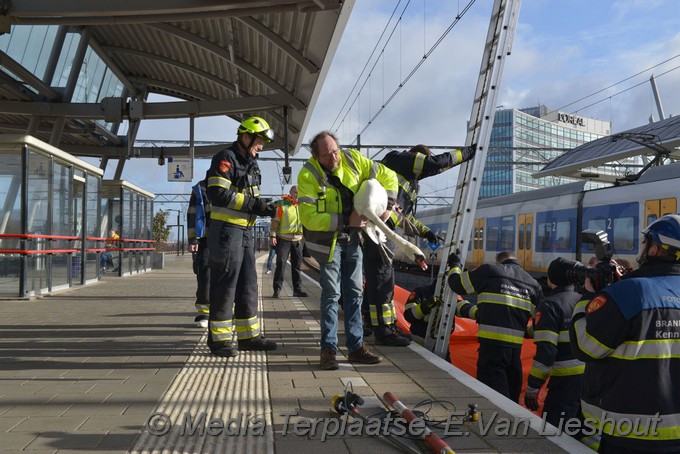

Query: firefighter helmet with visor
237;116;274;143
642;214;680;261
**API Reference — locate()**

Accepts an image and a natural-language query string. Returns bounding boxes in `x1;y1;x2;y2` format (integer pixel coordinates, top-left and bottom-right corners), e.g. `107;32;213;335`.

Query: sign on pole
167;157;193;182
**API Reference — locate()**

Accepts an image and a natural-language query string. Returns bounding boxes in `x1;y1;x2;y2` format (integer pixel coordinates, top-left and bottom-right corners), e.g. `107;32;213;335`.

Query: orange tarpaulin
393;285;548;412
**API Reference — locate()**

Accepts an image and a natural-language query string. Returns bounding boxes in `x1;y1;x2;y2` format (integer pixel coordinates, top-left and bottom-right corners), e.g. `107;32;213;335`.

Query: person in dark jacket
205;116;279;357
363;144;475;346
187;179;211;328
524;257;584;427
570;214;680;453
448;250;543;402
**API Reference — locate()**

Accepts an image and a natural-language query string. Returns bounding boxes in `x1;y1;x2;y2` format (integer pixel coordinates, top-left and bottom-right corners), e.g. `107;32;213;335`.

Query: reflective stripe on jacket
206;142;261;227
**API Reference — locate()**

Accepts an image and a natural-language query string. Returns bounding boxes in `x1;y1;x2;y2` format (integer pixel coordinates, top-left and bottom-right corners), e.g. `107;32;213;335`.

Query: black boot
238;335;277;351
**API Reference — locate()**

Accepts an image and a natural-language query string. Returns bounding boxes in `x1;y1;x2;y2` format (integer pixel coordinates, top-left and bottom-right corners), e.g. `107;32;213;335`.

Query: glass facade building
481;106;613;199
0;135;103;297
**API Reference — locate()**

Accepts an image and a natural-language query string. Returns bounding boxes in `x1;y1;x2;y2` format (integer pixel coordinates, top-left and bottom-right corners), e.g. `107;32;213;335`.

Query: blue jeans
266;245;276;271
318;233;364;352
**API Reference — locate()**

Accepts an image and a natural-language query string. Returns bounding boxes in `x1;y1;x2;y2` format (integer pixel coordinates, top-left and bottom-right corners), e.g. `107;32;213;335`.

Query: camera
565;230;618;291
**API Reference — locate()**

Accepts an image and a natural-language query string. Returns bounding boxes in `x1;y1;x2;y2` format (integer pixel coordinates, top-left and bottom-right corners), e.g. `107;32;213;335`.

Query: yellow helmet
237;116;274;143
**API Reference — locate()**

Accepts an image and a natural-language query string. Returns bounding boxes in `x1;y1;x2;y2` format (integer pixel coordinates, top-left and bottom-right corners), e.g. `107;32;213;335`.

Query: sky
119;0;680;223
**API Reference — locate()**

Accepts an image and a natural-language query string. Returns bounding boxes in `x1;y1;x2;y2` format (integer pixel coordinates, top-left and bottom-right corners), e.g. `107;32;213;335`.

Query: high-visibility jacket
270;195;302;242
206;142;263;227
188;179;211;244
448;258;543;347
570;261;680;452
528;285;584;390
297;148;398;264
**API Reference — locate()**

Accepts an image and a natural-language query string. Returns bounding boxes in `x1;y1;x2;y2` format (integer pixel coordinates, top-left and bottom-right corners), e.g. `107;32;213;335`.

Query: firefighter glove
524;386;540;411
424;230;438;244
447;249;463;269
254;198;277;217
422;296;443;315
460;143;477;163
455;299;470;317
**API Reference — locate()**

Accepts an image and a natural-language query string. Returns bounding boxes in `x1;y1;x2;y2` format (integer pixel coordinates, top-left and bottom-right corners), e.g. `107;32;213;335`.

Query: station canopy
0;1;354;161
533;115;680;183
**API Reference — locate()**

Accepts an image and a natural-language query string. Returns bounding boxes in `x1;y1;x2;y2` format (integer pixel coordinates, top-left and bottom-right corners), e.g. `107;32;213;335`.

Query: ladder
425;0;522;357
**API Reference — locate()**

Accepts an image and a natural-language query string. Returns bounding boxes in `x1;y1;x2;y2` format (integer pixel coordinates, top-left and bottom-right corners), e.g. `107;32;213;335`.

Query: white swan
354;179;428;270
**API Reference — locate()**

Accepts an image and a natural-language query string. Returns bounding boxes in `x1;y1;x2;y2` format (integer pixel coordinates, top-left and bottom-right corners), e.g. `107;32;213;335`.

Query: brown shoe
320;348;339;370
348;344;382;364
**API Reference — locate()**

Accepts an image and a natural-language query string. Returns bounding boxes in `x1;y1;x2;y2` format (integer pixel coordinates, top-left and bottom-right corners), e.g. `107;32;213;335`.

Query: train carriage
415;161;679;279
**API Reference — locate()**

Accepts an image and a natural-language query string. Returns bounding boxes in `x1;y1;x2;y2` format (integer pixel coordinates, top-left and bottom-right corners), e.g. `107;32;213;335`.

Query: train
411;161;679;279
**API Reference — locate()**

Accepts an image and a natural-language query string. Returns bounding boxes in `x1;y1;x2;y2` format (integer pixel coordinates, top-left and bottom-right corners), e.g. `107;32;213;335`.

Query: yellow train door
517;213;533;271
645;198;678;226
472;218;485;267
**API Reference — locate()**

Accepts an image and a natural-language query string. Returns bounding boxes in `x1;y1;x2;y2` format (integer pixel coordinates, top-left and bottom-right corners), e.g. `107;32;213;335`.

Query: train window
500;223;514;250
647;214;657;226
479;227;484;250
613;217;635;251
518;224;524;249
587;219;607;232
487;226;499;250
556;221;571;250
585;219;607;252
526;223;532;251
537;223;551;249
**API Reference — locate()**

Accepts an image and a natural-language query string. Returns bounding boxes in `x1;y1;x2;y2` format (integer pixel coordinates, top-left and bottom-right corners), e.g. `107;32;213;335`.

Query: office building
481;105;612;199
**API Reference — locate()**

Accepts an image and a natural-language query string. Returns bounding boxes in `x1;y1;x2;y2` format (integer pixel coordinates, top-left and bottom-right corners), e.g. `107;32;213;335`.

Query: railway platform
0;253;591;453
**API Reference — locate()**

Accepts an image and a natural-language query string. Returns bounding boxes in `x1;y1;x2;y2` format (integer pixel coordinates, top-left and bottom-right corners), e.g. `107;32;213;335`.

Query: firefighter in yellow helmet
206;116;278;357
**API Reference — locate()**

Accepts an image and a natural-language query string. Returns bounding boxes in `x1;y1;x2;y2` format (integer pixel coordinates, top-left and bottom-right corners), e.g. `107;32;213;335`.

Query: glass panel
51;253;69;290
538;223;551;250
555;221;571;250
25;254;48;295
51;32;82;87
487;226;499;251
585;219;607;253
51;161;71;246
526;223;532;251
518;224;524;250
27;151;50;236
500;222;514;250
0;153;22;237
613;217;635;251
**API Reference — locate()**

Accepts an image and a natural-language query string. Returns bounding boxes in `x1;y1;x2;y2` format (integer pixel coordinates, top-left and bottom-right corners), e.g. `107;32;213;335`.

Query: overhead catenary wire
328;1;406;132
332;0;478;141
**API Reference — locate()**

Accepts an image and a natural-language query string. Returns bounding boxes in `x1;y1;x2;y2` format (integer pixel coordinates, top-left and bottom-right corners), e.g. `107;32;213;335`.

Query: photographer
525;257;584;427
570;215;680;453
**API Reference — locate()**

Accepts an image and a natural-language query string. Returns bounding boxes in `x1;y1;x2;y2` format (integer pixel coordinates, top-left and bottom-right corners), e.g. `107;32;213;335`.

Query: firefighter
570;214;680;453
187;178;211;328
270;185;307;298
363;144;475;346
205;116;279;357
524;257;584;427
448;250;543;403
297;130;398;370
403;281;441;339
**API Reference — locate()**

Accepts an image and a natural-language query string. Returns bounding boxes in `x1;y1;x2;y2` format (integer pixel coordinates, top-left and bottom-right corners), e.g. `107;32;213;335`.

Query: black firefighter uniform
206;142;267;346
